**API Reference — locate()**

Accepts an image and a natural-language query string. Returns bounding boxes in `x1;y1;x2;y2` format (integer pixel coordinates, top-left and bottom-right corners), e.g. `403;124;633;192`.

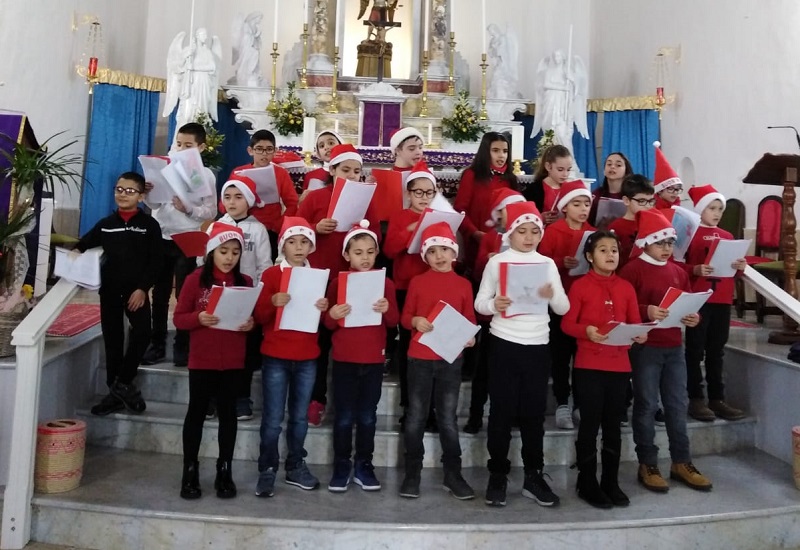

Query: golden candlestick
328;46;340;114
447;32;456;96
420;50;430;118
268;42;280;111
512;159;525;176
300;24;309;89
479;53;488;120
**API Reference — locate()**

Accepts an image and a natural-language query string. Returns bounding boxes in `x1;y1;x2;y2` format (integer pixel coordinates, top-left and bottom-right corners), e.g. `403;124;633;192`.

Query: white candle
511;125;524;160
303;0;309;24
334;118;340;133
449;0;454;32
427;123;433;145
273;0;279;44
303;117;317;152
481;0;486;53
335;0;342;51
424;0;431;50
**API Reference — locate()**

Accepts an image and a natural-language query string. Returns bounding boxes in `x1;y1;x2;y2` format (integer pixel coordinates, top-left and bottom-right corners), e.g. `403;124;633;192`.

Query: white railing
1;278;78;550
742;265;800;325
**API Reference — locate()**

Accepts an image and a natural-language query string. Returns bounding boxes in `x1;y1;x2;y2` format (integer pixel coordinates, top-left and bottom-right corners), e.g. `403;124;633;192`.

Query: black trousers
395;289;413;408
267;230;279;263
311;323;333;405
467;321;491;419
549;313;577;406
151;239;194;349
237;326;264;400
487;336;550;474
100;289;151;387
685;303;731;401
573;369;629;463
183;369;240;463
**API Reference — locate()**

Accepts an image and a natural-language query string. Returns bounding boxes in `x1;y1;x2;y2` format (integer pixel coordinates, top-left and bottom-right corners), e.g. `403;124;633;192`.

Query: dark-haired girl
590;152;633;227
523;144;572;225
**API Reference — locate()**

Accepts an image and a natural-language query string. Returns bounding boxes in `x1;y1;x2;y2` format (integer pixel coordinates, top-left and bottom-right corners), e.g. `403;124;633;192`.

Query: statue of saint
487;23;521;100
358;0;400;40
229;12;264;87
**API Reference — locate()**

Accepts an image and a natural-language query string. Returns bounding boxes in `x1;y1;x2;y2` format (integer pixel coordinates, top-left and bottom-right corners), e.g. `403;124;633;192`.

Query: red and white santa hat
486;188;525;227
407;159;436;186
652;141;683;193
222;174;264;208
555;180;592;212
341;220;379;257
634;209;677;248
420;221;459;261
688;184;726;215
205;222;245;256
503;201;544;243
329;143;363;167
278;216;316;256
390;127;424;151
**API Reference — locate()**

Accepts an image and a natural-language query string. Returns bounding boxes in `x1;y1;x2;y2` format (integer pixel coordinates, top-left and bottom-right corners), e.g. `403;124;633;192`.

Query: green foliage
532;129;556;173
267;81;308;136
442;90;488;143
194;112;225;170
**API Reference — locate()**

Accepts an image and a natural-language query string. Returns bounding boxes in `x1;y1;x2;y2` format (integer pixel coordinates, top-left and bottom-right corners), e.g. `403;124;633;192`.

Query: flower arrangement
267;81;307;137
532;129;556;173
194;112;224;170
442;90;488;143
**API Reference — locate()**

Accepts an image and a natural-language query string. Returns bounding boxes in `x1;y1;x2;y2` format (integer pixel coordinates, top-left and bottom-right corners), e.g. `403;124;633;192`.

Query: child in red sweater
324;222;399;492
523;144;573;225
652;142;683;210
589;152;633;227
173;223;254;500
682;185;747;422
300;130;343;203
561;230;646;509
618;209;712;494
253;217;329;498
399;222;476;500
608;175;656;270
538;180;595;429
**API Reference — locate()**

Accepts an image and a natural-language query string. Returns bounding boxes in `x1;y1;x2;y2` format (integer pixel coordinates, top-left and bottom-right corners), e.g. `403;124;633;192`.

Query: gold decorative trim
95;68;166;92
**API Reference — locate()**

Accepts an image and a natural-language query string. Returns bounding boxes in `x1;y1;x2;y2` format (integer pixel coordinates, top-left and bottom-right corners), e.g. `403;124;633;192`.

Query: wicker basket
34;419;87;493
0;311;26;358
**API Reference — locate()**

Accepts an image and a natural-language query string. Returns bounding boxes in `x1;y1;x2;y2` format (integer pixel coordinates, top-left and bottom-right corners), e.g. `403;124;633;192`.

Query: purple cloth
0;111;27;221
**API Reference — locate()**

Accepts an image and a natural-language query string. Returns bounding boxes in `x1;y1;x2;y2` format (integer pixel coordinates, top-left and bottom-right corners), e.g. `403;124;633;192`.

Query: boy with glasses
609;175;656;270
652;142;684;210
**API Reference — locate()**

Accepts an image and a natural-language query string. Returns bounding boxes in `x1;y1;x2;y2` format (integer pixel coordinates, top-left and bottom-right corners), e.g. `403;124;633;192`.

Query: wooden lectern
743;154;800;344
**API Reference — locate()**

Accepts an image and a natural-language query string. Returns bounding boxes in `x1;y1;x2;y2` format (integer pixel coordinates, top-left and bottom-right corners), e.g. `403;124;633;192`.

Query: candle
88;57;98;78
335;0;342;50
481;0;486;53
273;0;279;44
303;0;308;23
424;0;431;50
449;0;454;32
302;117;317;152
511;125;524;160
334;118;340;133
427;123;433;145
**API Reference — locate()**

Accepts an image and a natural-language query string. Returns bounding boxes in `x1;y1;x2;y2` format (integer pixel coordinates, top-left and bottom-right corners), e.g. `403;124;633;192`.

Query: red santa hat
555;180;592;212
390;127;424;151
278;216;316;256
652;141;683;193
205;222;245;256
341;220;379;257
688;184;726;215
634;209;677;248
420;221;459;261
503;201;544;243
221;174;263;208
406;159;436;186
486;188;525;227
329;143;363;167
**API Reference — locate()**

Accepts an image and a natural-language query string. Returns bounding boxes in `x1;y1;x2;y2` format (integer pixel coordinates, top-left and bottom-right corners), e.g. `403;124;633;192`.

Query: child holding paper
300;129;343;202
589;152;633;227
474;201;569;508
399;222;476;500
523;144;573;225
173;223;254;500
561;230;645;509
608;175;656;270
618;209;712;494
538;180;595;430
253;217;329;498
652;142;684;210
682;185;747;422
323;221;399;492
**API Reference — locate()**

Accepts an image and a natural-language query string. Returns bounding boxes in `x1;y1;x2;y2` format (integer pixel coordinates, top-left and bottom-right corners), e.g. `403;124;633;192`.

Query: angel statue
487;23;521;100
358;0;400;40
163;28;222;132
530;49;588;162
228;12;264;87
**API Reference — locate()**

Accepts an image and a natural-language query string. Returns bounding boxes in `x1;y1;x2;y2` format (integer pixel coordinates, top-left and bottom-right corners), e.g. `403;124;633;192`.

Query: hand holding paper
54;247;103;290
597;321;657;346
327;178;377;231
275;267;330;332
704;239;751;278
336;270;387;327
568;230;595;276
656;287;712;328
206;283;264;331
498;262;550;317
414;301;480;364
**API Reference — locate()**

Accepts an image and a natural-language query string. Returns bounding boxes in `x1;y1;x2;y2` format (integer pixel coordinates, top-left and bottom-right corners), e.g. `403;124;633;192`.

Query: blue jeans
332;361;383;464
630;344;691;465
258;356;316;472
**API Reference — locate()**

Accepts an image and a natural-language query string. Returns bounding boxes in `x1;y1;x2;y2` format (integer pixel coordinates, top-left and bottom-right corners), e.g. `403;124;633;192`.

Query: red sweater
453;169;513;238
401;269;476;361
473;228;503;284
561;270;641;372
323;274;400;363
296;184;382;280
618;255;693;348
232;163;298;233
383;208;429;290
682;225;737;305
254;264;320;360
173;268;253;370
537;218;595;292
302;167;328;191
608;216;639;269
655;194;680;211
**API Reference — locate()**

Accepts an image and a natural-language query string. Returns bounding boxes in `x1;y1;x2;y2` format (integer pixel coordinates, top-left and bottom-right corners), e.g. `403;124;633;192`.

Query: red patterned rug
47;304;101;337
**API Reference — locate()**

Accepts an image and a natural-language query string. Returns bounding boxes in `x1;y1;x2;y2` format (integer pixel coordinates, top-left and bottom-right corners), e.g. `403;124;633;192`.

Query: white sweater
474;248;570;346
203;213;273;281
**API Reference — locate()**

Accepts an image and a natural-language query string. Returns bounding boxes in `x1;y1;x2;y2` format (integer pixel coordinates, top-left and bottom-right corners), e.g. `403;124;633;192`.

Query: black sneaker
654;408;666;427
140;344;166;366
485;473;507;507
110;381;146;413
90;393;124;416
399;473;420;498
522;470;560;507
463;416;482;434
443;470;475;500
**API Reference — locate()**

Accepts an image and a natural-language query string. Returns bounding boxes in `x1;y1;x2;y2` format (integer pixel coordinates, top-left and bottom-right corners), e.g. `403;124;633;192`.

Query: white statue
229;12;264;87
163;28;222;130
487;23;521;100
530;49;588;162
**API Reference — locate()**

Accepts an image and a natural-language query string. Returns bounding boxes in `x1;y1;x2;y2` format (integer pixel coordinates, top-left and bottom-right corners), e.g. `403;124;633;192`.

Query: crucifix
356;0;401;81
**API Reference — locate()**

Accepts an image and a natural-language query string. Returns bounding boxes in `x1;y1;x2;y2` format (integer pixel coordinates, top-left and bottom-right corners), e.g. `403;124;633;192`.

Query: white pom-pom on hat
342;219;379;257
653;140;661;148
359;219;370;229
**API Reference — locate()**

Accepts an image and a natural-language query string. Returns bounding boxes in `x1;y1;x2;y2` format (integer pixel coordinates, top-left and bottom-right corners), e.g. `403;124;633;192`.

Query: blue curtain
79;84;160;234
601;109;660;179
515;113;599;183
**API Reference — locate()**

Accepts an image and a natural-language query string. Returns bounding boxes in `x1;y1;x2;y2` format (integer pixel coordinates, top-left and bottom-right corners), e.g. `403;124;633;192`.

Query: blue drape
79;84;159;234
601;109;660;179
515;113;599;183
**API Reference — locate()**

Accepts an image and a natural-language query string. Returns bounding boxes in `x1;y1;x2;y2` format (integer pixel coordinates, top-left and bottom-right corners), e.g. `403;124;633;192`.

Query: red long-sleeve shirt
561;270;642;372
232;163;298;233
608;216;639;269
453;169;513;238
682;225;737;305
302;167;329;191
537;218;595;292
401;269;476;361
473;228;503;284
654;194;680;211
323;274;400;364
383;208;429;290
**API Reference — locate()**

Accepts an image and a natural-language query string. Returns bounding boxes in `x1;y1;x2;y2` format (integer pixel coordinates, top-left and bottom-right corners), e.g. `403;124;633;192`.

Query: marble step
16;447;800;550
77;400;755;468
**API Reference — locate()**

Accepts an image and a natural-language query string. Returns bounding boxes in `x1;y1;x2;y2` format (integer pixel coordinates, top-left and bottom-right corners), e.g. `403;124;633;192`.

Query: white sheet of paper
307;177;327;192
600;322;658;346
279;267;330;332
417;301;480;364
504;263;550;316
236;165;280;204
568;230;596;276
54;247;103;290
429;192;457;213
407;208;466;254
209;283;263;331
658;289;713;328
670;205;701;262
329;180;377;231
342;269;386;328
138;156;173;203
595;197;627;224
706;239;751;278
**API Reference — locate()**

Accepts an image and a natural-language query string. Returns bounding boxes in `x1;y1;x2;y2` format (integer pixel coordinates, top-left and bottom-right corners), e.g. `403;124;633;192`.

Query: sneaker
206;400;217;420
110;381;146;413
572;407;581;425
708;400;746;421
485;473;508;507
463;416;482;434
140;344;166;366
443;470;475;500
399;472;420;498
173;345;188;367
522;470;560;507
688;398;716;422
236;398;253;421
90;393;124;416
619;411;629;427
353;460;381;491
328;460;352;493
670;462;713;491
285;461;320;490
307;400;325;427
637;464;669;493
255;467;276;497
555;405;574;430
654;408;666;427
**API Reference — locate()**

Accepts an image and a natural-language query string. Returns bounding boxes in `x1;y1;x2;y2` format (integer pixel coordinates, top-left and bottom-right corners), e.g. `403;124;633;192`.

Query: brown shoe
670;462;713;491
688;398;716;422
708;400;746;421
637;464;669;493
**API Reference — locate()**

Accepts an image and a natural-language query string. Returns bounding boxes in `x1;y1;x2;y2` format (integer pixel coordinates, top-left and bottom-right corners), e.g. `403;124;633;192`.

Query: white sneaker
555;405;574;429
